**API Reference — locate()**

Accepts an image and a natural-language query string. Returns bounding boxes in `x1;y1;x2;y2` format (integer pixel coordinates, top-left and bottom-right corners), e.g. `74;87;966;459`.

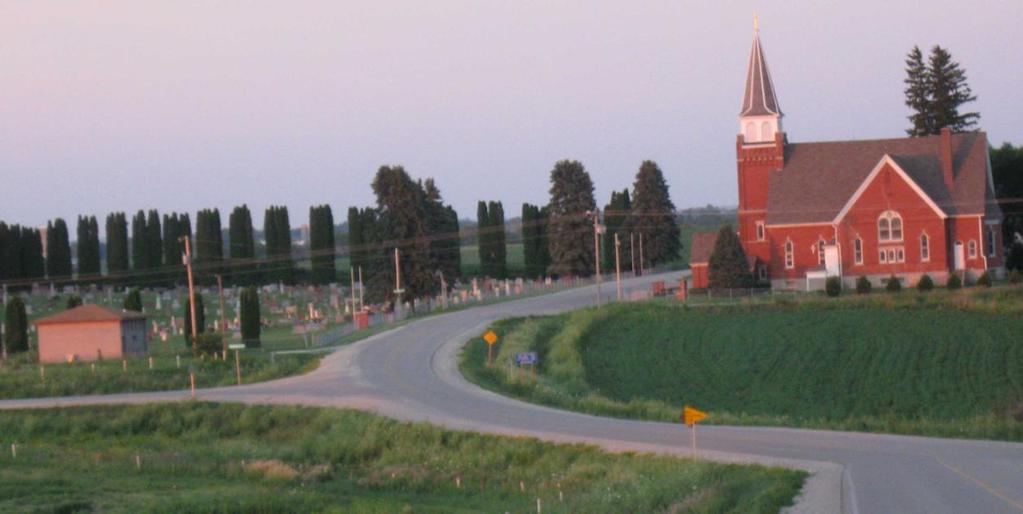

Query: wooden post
234;349;242;386
614;233;622;301
487;343;493;368
691;424;697;456
350;266;357;317
182;236;198;355
10;443;16;459
39;365;44;383
148;356;154;370
122;359;127;372
217;274;227;357
175;354;180;368
190;372;196;399
630;232;636;276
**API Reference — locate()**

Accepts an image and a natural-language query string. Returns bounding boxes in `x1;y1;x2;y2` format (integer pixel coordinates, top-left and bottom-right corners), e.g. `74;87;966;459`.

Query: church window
817;239;826;266
854;238;863;265
745;122;757;142
756;221;765;241
761;121;772;140
784;240;794;269
968;240;977;258
920;234;930;262
986;227;997;257
878;211;903;242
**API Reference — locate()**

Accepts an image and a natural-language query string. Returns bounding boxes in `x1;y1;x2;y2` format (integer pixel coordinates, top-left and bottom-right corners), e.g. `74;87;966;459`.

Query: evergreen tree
228;205;256;286
547;160;597;277
904;45;979;135
4;296;28;354
477;201;507;278
22;227;45;281
309;204;336;285
182;293;206;347
477;201;490;275
162;212;191;286
602;189;632;273
347;206;385;296
131;210;147;272
0;222;10;283
123;288;143;312
347;207;366;276
105;212;130;284
521;203;551;279
991;143;1023;243
76;215;101;279
240;286;261;348
195;208;223;285
626;161;680;267
369;166;435;302
146;209;162;270
45;218;73;279
263;205;294;285
423;180;459;281
904;46;932;136
66;295;83;309
708;225;753;289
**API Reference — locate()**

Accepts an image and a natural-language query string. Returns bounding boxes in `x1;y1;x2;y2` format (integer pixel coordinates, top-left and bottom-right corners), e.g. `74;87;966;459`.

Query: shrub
1010;270;1023;284
885;275;902;292
123;288;143;312
194;332;224;357
916;274;934;292
947;273;962;290
825;277;841;297
976;271;992;287
66;295;83;309
240;286;261;348
855;276;872;294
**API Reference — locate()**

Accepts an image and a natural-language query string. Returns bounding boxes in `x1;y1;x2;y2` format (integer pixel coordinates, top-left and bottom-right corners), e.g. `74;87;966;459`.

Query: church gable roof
765;132;998;225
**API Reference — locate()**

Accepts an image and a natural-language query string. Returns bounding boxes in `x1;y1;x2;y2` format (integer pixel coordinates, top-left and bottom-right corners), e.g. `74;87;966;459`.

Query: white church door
824;244;841;277
953;242;965;271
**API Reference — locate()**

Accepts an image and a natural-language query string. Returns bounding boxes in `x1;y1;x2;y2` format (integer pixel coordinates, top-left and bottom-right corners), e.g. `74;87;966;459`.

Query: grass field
0;403;805;513
462;287;1023;441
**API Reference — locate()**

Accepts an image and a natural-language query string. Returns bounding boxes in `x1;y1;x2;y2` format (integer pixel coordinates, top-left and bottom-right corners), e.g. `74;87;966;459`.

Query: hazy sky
2;1;1021;231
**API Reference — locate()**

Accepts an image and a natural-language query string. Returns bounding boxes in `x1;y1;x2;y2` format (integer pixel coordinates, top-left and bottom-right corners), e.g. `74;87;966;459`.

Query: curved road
3;271;1022;513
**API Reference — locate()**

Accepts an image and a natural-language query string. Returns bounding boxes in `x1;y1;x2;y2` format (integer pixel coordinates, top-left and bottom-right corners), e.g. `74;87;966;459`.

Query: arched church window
761;121;772;141
745;122;757;142
878;211;903;242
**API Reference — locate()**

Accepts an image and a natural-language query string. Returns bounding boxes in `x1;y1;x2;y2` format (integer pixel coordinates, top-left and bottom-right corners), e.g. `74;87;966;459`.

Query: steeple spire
740;19;781;117
739;18;783;144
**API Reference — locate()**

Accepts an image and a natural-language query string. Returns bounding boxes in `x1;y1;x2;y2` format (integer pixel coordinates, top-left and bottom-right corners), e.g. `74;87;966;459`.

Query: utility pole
216;274;227;358
630;232;636;276
349;266;357;316
393;248;404;315
358;266;364;310
639;233;645;276
589;210;604;308
181;236;198;355
614;233;622;301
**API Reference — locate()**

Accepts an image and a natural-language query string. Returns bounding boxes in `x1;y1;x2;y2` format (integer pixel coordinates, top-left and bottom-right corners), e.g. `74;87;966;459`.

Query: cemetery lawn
461;288;1023;441
0;402;805;514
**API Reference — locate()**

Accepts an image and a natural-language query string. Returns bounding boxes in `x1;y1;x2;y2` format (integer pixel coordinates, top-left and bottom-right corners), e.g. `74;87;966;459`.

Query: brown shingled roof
765;131;999;225
689;231;719;265
34;304;146;326
740;30;782;117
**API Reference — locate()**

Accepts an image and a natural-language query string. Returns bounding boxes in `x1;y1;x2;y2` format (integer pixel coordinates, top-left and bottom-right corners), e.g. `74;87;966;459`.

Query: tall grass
0;403;804;513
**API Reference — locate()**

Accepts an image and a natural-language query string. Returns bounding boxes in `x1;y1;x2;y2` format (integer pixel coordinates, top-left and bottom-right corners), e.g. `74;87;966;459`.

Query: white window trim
986;227;997;258
920;233;930;262
854;237;863;265
784;240;794;269
968;239;977;259
817;238;826;266
756;221;765;241
878;211;903;243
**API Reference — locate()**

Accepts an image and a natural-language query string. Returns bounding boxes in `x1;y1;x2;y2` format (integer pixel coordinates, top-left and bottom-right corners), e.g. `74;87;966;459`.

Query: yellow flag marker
682;405;709;456
683;406;708;426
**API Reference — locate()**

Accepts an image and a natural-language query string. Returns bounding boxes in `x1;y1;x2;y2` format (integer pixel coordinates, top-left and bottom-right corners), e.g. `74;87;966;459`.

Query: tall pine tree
131;210;148;273
521;203;551;279
602;189;632;273
626;161;680;267
4;296;28;354
708;225;753;289
904;45;979;135
45;218;73;280
195;208;223;285
309;204;336;285
904;46;932;136
547;160;596;277
228;205;256;286
105;212;129;285
76;215;101;279
263;206;294;285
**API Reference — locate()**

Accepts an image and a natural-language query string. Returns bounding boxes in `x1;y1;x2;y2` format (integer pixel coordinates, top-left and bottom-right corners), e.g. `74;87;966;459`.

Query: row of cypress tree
476;201;507;278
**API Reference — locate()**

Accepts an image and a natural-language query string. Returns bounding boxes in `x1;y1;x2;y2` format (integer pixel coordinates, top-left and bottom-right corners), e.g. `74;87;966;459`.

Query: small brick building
34;304;147;363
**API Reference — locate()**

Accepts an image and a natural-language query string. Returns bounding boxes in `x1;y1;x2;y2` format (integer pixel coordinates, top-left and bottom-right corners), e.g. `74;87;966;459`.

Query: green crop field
462;288;1023;441
0;403;804;513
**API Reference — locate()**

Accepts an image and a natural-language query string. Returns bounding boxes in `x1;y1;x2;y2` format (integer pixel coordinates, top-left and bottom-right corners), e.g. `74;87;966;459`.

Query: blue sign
515;351;538;366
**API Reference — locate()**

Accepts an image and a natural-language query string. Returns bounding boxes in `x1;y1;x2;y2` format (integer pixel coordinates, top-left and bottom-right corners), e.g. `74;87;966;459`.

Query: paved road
3;272;1022;513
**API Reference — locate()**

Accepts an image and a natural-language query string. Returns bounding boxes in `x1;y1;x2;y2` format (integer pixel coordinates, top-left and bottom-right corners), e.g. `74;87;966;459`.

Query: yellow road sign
683;406;708;426
483;330;498;346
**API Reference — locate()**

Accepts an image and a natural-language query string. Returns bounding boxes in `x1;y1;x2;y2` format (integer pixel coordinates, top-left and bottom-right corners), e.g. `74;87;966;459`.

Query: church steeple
739;16;783;144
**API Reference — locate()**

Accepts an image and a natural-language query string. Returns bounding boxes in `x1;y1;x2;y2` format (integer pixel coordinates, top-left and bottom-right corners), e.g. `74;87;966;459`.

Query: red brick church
691;25;1005;291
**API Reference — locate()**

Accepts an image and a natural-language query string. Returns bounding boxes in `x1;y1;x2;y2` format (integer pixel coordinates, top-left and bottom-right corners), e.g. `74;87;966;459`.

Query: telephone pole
630;232;636;276
639;233;645;276
358;266;364;310
614;233;622;301
216;274;227;357
393;248;404;315
350;266;357;315
589;210;604;308
181;236;198;355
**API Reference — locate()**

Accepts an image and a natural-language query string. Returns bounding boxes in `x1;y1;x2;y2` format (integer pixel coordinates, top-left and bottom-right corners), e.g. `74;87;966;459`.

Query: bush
1010;270;1023;284
194;332;224;357
885;275;902;292
976;271;992;287
240;286;261;348
66;295;83;309
855;276;872;294
917;274;934;292
123;288;142;312
947;273;962;290
825;277;841;297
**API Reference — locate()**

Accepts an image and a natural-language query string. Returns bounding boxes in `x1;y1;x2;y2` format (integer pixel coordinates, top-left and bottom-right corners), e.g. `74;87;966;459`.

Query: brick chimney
940;127;954;190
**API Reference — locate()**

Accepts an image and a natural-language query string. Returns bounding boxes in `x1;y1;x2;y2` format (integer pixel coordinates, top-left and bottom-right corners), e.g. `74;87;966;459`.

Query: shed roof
689;231;720;265
34;304;146;326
